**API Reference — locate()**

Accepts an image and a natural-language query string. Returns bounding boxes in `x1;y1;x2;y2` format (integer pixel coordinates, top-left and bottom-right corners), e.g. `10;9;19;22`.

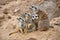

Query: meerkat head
32;13;39;20
29;5;38;13
23;12;31;19
17;17;24;22
24;12;30;17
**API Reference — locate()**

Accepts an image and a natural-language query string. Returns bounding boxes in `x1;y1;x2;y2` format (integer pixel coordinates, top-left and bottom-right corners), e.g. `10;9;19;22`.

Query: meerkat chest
18;22;26;28
27;22;35;28
28;23;32;26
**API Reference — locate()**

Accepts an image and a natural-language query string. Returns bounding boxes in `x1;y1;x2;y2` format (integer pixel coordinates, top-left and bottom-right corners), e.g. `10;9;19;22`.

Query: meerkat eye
25;13;27;14
17;18;21;20
32;16;34;18
19;18;21;19
35;16;38;17
19;18;22;20
25;13;30;16
32;6;34;8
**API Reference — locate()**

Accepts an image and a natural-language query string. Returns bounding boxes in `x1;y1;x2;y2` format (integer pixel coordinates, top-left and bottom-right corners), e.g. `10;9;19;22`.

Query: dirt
0;0;60;40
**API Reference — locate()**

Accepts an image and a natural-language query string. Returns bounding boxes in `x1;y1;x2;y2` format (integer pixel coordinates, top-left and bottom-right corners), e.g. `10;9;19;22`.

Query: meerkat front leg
23;24;28;34
18;27;24;34
24;28;28;34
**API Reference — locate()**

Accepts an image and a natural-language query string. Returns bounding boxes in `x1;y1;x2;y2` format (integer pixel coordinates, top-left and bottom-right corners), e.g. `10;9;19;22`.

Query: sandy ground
0;0;60;40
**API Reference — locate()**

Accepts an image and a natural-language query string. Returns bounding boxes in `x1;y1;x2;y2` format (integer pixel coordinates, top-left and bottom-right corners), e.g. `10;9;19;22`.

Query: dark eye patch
32;6;34;8
25;13;27;14
25;13;30;16
32;16;34;18
19;18;21;19
18;18;22;20
35;16;38;17
31;6;37;9
17;18;21;20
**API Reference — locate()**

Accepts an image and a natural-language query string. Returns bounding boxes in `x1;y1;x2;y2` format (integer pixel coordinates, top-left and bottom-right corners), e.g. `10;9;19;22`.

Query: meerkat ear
24;12;31;16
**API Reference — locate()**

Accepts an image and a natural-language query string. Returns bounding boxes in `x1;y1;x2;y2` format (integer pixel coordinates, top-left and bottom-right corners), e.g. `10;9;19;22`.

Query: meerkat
29;5;39;30
23;12;36;32
17;16;27;33
37;10;50;31
31;13;39;30
29;5;50;31
9;16;27;35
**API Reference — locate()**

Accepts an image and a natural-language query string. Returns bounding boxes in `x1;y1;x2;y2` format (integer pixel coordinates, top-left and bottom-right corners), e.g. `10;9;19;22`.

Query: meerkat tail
9;30;18;36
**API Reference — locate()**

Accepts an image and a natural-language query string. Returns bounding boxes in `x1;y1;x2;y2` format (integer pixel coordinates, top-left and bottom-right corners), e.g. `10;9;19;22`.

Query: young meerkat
31;13;39;30
29;5;39;30
17;16;27;33
9;16;26;35
23;12;36;32
29;5;50;31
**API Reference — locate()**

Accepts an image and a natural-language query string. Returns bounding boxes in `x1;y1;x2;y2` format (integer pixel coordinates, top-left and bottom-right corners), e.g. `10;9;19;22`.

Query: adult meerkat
23;13;36;32
37;10;50;31
29;5;49;31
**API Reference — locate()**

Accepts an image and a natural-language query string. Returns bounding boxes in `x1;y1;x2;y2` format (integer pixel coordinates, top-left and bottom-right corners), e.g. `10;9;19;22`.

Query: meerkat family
9;12;36;35
9;4;52;35
17;12;36;33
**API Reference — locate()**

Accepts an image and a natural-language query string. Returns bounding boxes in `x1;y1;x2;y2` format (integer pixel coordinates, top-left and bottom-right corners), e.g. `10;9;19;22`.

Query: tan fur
34;9;49;31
